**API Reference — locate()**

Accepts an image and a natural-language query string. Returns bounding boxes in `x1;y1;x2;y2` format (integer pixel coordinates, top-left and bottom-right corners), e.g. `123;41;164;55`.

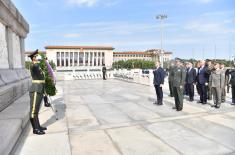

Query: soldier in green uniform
28;50;47;135
168;62;175;97
172;58;186;111
205;59;213;100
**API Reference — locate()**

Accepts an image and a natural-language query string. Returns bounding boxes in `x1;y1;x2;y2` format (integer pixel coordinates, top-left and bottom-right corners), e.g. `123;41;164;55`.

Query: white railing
113;69;154;86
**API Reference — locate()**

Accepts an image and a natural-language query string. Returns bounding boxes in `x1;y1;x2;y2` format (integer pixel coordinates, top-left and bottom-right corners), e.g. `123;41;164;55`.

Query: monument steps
0;92;30;155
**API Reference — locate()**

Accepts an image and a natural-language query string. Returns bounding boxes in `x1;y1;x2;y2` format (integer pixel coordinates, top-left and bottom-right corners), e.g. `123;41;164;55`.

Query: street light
156;14;167;67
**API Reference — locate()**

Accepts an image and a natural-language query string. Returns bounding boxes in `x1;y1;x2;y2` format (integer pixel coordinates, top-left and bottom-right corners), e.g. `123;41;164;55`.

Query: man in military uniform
172;58;186;111
210;62;223;108
168;62;175;97
28;50;47;135
220;63;227;102
205;59;213;100
102;65;107;80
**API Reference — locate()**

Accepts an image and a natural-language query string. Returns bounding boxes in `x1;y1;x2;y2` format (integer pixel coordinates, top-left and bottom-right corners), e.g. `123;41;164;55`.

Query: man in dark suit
197;60;208;104
185;62;197;101
153;61;165;105
172;58;186;111
229;63;235;105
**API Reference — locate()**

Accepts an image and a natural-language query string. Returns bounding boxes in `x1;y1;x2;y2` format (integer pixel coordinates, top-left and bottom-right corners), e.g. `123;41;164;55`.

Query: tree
112;59;155;69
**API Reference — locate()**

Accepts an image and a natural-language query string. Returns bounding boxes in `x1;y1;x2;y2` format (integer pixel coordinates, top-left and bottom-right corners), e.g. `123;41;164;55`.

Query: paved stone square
14;79;235;155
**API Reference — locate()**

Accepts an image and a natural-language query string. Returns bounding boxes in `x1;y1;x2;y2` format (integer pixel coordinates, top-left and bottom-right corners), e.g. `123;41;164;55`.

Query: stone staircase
0;69;31;155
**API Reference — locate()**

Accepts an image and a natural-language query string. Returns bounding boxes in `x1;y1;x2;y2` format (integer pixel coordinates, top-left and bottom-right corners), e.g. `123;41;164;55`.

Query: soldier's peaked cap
28;49;39;58
205;59;212;62
175;57;183;62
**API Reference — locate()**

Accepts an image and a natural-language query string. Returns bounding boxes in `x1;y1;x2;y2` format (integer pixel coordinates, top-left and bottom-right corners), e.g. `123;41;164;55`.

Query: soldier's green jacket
168;66;175;82
172;66;186;87
29;63;45;93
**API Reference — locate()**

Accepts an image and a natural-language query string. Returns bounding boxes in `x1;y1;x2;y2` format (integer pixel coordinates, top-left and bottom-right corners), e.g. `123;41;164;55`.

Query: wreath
39;54;57;96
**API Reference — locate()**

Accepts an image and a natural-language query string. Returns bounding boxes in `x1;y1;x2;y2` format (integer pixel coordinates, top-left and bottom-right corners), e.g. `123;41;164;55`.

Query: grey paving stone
145;121;232;155
70;130;121;155
176;117;235;150
107;126;180;155
111;101;160;121
87;103;132;124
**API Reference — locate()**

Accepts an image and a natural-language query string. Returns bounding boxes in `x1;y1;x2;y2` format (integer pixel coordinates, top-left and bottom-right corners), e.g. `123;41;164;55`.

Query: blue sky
12;0;235;59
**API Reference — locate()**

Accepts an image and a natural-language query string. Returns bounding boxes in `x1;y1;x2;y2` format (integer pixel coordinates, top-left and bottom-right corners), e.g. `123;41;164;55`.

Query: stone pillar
20;37;25;68
83;52;85;67
73;52;75;66
100;52;102;66
68;52;70;67
0;23;9;69
88;52;90;66
6;27;13;69
96;52;98;66
92;52;95;66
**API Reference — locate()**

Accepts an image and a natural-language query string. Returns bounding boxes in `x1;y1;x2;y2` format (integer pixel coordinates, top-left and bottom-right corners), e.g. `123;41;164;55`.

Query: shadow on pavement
42;97;67;127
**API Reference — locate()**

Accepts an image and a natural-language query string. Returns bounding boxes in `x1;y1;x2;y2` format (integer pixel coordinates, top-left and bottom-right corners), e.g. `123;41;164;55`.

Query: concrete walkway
14;79;235;155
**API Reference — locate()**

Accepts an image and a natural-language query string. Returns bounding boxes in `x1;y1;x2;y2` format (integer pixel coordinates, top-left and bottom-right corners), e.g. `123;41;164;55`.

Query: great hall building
25;45;172;80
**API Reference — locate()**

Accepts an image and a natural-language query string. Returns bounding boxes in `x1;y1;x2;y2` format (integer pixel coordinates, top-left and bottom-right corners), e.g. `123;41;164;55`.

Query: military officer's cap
28;49;39;60
205;59;212;62
175;57;183;62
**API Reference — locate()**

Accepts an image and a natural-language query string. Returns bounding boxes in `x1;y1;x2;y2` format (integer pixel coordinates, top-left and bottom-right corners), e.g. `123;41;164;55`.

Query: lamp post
156;14;167;67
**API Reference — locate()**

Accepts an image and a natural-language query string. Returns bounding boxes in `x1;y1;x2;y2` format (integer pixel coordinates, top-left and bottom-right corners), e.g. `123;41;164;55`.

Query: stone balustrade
113;69;154;86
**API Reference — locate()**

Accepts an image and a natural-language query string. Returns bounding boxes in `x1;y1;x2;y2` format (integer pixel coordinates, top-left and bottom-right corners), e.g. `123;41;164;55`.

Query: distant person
197;60;208;104
172;58;186;111
184;62;189;96
185;62;196;101
220;63;227;102
205;59;213;100
168;62;175;97
153;61;165;105
210;62;223;108
225;68;231;93
102;65;107;80
195;61;201;96
229;62;235;105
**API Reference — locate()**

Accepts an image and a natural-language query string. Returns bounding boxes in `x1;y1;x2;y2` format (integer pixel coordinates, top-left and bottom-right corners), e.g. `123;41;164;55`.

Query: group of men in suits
153;58;235;111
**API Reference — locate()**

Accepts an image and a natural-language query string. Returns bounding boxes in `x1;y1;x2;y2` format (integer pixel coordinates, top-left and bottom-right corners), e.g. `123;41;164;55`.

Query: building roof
113;51;151;55
114;50;172;55
45;45;115;50
25;51;46;55
146;49;173;54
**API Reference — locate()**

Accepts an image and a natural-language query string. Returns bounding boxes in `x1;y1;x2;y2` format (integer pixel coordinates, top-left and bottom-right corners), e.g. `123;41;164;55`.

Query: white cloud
104;0;120;7
198;0;214;4
185;19;235;34
63;33;80;38
67;0;98;7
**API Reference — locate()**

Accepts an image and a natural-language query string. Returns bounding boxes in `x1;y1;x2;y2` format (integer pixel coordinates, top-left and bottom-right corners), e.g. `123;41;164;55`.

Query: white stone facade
12;32;22;68
0;22;9;69
45;46;114;80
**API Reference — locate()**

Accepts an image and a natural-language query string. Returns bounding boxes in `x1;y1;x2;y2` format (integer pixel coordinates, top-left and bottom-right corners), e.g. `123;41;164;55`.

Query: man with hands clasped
153;61;165;105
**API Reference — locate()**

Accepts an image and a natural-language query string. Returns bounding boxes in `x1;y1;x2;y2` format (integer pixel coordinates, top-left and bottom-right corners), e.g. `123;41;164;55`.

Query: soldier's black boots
35;117;47;131
44;96;51;107
30;118;45;135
